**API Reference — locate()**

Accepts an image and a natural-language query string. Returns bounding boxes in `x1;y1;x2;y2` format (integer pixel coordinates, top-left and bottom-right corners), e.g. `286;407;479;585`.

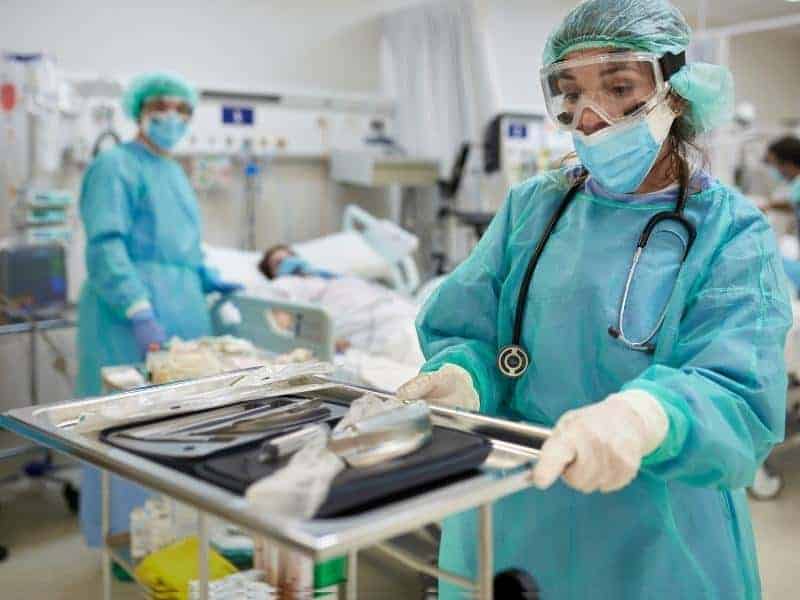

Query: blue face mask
572;100;676;194
276;256;339;279
277;256;312;277
767;166;786;184
311;268;338;280
144;113;188;151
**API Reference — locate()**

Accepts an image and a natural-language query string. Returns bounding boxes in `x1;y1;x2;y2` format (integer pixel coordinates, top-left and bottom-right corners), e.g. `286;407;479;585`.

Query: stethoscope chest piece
497;345;529;378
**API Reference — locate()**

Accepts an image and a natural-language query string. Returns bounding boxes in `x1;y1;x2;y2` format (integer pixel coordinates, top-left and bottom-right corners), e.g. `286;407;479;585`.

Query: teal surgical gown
417;169;791;599
76;141;214;546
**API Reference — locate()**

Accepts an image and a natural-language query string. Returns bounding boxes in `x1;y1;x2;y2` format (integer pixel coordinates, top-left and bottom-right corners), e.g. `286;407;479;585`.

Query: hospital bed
205;204;429;390
205;204;421;297
1;370;550;600
207;293;421;392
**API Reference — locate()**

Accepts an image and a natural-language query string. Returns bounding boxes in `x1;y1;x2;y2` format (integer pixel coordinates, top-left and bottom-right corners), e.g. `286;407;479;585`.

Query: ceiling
323;1;800;33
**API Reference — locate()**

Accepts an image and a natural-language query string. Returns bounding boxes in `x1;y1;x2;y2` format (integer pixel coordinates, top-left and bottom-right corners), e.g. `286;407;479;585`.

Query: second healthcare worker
399;1;791;598
76;72;241;547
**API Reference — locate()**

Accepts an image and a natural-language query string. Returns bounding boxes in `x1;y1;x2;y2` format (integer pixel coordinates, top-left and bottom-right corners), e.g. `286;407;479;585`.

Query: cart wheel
0;545;7;562
748;466;784;501
63;482;80;514
494;569;540;600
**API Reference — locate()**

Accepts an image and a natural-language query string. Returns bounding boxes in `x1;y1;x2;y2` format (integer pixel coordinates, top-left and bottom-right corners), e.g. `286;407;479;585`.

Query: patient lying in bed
256;245;425;367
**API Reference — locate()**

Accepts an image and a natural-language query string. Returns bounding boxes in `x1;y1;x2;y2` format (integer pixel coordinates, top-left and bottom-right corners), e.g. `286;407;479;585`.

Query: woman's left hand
531;390;669;493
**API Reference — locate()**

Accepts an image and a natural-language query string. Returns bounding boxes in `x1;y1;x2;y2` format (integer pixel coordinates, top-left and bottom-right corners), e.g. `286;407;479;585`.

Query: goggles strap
659;51;686;80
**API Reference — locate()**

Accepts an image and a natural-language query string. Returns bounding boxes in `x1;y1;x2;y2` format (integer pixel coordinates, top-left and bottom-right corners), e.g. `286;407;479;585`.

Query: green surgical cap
542;0;733;133
542;0;690;65
121;71;198;120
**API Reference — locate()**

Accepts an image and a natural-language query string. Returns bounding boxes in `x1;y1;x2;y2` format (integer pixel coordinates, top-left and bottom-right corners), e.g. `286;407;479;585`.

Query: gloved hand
396;364;480;411
207;279;243;295
216;300;243;326
531;390;668;493
201;266;244;296
130;309;167;357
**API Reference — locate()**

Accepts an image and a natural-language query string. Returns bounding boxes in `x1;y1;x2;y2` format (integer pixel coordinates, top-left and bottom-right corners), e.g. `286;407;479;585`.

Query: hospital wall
481;0;571;113
0;0;407;244
1;0;392;93
0;0;406;413
729;32;800;129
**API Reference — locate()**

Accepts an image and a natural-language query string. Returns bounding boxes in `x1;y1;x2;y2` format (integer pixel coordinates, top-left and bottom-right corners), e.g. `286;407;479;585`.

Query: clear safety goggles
540;52;682;132
142;96;193;119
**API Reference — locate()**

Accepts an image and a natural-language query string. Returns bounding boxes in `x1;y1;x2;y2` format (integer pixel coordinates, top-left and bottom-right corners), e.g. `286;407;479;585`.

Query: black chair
433;143;495;274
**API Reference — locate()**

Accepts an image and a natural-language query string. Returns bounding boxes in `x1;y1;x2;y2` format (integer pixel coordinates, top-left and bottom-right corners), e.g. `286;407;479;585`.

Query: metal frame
0;317;78;566
1;371;550;599
0;318;76;458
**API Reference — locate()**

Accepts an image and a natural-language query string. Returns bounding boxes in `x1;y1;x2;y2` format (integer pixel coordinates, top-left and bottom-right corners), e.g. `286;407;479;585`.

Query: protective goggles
540;51;685;132
141;96;193;119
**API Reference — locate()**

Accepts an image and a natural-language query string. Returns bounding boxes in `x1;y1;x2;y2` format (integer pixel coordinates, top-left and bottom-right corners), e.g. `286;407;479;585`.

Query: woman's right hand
397;364;480;411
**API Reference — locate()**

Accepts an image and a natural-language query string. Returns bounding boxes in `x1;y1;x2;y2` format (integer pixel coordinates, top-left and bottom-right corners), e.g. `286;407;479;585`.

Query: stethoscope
496;174;697;379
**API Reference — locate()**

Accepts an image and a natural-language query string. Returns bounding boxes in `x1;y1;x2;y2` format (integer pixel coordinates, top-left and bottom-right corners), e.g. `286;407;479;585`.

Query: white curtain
381;0;498;178
381;0;499;264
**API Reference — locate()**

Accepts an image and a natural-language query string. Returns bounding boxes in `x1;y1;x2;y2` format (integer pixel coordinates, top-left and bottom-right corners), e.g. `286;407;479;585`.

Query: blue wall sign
222;106;254;125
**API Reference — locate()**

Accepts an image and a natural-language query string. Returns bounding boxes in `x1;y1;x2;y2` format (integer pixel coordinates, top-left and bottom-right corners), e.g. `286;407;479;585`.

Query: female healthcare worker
398;1;791;598
76;72;241;546
765;136;800;210
765;137;800;290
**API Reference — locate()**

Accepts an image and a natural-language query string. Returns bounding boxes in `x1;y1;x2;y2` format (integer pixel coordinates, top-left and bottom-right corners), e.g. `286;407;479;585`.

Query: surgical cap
121;71;198;120
542;0;734;133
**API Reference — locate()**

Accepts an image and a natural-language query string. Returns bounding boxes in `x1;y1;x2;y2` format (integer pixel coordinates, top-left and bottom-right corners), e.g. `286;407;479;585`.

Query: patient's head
259;244;339;280
259;244;295;279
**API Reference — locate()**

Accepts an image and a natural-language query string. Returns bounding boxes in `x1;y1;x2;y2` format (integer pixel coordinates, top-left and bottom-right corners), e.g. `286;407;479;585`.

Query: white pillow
293;231;391;282
203;245;264;290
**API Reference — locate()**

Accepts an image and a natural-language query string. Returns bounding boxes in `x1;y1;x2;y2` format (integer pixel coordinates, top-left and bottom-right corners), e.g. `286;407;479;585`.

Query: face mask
277;256;312;277
767;166;786;184
572;99;676;194
311;268;338;280
143;112;188;151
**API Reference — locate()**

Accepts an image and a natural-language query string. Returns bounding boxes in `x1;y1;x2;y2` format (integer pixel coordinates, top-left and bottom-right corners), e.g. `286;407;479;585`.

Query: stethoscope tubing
501;172;696;377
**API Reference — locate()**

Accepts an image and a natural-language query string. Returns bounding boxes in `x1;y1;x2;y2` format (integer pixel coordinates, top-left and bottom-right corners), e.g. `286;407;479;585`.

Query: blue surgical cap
543;0;734;133
121;71;198;121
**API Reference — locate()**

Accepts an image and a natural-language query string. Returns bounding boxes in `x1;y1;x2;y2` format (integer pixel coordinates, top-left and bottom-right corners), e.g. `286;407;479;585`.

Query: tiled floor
0;433;798;599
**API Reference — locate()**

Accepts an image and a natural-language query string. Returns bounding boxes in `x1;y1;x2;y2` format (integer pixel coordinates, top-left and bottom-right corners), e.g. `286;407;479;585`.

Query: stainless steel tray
1;369;548;561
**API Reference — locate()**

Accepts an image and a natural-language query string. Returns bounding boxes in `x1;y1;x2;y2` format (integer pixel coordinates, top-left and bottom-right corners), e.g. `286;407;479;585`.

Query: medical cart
1;369;550;600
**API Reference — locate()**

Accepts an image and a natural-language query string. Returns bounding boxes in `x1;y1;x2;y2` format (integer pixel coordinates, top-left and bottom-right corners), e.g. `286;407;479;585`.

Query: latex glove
396;364;480;411
200;265;243;295
532;390;668;493
217;300;243;326
130;309;167;357
207;279;243;295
